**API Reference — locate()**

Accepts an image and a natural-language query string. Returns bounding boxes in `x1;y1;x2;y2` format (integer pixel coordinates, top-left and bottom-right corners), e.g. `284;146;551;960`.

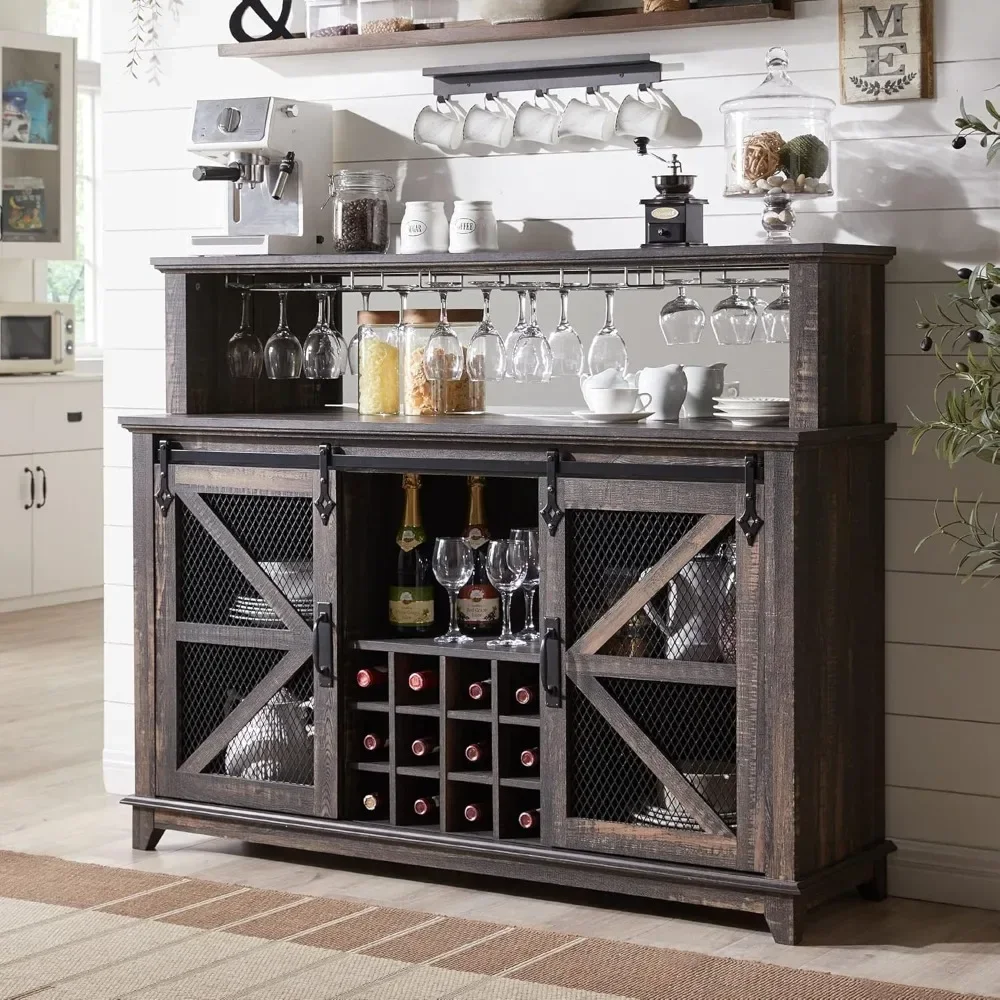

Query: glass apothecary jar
721;46;835;242
357;310;400;415
358;0;418;33
330;170;394;253
402;309;485;416
305;0;359;36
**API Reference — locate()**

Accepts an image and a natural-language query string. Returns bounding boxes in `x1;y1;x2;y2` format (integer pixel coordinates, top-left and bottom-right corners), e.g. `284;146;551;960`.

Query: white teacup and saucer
573;369;653;423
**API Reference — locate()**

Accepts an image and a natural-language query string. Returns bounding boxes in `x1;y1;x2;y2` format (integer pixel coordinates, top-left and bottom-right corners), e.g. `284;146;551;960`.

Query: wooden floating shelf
218;3;793;59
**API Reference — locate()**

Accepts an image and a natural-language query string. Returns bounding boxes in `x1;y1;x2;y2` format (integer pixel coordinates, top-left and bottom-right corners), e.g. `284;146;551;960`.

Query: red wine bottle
464;802;488;823
357;667;388;690
362;793;382;812
468;679;492;702
515;685;538;707
518;808;540;830
520;747;539;769
408;670;438;692
465;742;488;764
411;737;439;757
413;795;440;817
362;733;389;752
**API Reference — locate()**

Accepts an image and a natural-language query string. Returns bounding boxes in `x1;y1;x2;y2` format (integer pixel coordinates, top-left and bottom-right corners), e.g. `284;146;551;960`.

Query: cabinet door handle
23;468;34;510
35;467;47;509
540;617;562;708
313;603;334;687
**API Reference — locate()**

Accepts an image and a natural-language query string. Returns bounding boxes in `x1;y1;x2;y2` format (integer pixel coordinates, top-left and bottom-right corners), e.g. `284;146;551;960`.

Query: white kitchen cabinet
0;374;102;609
0;455;33;599
0;31;76;260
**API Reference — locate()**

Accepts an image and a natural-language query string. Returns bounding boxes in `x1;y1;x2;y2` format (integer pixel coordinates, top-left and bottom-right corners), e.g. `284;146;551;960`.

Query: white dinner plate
722;416;789;428
572;410;654;424
713;396;789;407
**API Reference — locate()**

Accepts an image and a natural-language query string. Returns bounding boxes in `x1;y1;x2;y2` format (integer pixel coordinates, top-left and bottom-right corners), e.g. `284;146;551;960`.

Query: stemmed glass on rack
511;289;554;383
227;290;263;379
347;291;371;377
485;538;529;648
588;286;628;376
548;288;585;377
505;290;530;378
762;282;791;343
433;538;475;645
303;291;344;380
467;284;506;383
659;284;706;346
265;291;304;380
711;283;759;346
423;291;465;412
511;528;541;642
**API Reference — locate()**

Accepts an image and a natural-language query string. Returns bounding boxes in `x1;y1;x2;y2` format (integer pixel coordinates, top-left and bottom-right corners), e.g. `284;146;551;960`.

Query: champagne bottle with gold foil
457;476;501;636
389;474;434;636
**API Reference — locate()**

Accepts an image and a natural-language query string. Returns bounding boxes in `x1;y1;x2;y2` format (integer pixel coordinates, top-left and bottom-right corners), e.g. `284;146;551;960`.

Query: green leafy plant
127;0;184;83
912;100;1000;577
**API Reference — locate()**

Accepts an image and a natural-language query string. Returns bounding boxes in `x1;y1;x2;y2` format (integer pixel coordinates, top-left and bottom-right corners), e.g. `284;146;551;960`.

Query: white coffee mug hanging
401;201;449;254
450;201;499;253
513;91;567;146
463;95;517;150
558;89;620;143
414;97;467;152
615;84;673;140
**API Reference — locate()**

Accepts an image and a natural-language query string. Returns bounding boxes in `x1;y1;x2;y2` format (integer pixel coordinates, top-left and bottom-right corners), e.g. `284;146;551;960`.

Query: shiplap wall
101;0;1000;909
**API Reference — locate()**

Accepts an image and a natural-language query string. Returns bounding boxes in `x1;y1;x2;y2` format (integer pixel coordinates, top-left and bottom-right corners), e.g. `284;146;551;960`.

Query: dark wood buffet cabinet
123;243;895;945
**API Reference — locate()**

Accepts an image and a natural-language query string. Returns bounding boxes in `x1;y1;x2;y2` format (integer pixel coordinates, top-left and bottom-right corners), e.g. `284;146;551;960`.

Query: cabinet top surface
151;244;897;274
120;409;896;452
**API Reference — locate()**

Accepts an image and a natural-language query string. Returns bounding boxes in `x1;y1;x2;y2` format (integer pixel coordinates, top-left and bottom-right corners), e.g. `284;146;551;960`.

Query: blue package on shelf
3;80;55;145
2;91;30;143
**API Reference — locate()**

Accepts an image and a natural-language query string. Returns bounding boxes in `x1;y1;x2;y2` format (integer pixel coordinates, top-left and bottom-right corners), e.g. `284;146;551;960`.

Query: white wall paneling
101;0;1000;910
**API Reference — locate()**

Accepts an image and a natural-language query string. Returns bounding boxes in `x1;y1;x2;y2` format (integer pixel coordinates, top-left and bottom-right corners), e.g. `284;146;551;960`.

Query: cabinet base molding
0;587;102;614
124;796;894;931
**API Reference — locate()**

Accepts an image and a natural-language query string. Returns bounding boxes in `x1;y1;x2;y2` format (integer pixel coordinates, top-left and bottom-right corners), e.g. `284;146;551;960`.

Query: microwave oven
0;303;75;375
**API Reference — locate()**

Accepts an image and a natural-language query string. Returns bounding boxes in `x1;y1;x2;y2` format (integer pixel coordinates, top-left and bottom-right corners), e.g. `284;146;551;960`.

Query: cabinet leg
132;808;164;852
764;897;805;945
858;856;889;902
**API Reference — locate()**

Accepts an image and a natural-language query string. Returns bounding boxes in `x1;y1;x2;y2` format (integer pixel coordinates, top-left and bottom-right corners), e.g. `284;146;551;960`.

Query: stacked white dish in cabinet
0;373;103;609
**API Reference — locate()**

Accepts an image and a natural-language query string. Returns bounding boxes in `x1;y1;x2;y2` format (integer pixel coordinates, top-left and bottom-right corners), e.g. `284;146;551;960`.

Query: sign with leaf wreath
839;0;935;104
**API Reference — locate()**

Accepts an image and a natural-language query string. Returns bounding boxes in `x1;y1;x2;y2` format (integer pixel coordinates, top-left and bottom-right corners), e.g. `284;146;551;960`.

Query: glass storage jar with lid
403;309;485;416
357;310;401;415
721;46;835;242
330;170;394;253
358;0;418;34
305;0;359;36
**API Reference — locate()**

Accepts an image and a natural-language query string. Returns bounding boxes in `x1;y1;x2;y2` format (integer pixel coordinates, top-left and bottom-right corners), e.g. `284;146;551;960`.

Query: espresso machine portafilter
189;97;333;255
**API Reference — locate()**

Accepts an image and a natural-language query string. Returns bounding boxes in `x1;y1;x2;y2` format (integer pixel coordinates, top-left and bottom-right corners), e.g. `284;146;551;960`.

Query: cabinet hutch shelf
123;242;895;945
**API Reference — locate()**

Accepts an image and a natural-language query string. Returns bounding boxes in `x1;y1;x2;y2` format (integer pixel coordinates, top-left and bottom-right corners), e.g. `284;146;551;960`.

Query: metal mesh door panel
177;642;314;786
566;510;736;662
568;677;737;833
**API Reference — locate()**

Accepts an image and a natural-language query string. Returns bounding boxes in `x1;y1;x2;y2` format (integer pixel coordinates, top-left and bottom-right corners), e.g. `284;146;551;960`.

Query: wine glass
659;286;705;346
433;538;475;645
347;291;371;376
467;286;506;382
711;284;758;346
226;290;263;379
548;289;584;377
588;288;628;376
265;291;303;380
763;283;791;343
485;539;528;648
510;528;541;642
303;292;342;380
325;293;348;377
512;290;554;383
505;291;529;377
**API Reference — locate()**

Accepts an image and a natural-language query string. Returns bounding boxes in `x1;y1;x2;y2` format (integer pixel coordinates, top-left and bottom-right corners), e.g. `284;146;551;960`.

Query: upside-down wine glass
423;292;465;412
510;528;541;642
347;291;371;377
659;285;706;346
505;291;529;377
227;290;263;379
303;292;341;380
467;286;506;382
485;538;528;648
512;289;553;383
711;284;758;346
548;288;584;377
763;283;791;343
265;291;303;380
433;538;475;645
588;287;628;376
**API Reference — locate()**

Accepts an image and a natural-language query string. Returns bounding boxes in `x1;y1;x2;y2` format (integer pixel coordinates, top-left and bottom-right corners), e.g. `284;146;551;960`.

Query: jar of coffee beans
330;169;395;254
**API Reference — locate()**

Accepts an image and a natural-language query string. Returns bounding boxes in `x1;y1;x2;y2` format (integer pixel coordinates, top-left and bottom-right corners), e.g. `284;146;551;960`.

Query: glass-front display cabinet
0;31;75;260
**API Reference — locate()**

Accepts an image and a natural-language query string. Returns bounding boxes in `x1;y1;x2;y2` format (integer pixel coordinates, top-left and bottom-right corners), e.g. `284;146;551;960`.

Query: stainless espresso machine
189;97;332;255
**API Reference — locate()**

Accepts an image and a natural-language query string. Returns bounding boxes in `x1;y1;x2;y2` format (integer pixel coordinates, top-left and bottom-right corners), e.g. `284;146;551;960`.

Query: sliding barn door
153;458;337;817
541;476;761;871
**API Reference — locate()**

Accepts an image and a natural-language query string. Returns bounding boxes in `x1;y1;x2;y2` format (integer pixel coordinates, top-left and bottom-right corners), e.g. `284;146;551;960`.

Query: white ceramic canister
400;201;449;254
449;200;499;253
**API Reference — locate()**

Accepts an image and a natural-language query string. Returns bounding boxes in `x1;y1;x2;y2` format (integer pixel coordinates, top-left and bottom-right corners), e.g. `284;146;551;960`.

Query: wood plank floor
2;601;999;997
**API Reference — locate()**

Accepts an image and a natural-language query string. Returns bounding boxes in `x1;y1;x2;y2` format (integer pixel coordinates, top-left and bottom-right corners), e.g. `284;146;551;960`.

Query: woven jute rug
0;851;988;1000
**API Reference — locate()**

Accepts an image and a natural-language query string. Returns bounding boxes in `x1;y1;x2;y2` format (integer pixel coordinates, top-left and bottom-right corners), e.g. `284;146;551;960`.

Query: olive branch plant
127;0;185;83
912;95;1000;579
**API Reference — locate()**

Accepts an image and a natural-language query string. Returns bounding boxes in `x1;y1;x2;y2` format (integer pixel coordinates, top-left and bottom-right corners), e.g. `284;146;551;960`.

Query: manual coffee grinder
635;139;707;248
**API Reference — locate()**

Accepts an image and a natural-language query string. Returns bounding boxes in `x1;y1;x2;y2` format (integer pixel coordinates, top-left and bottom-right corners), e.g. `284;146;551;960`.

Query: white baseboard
890;839;1000;911
0;587;103;614
103;750;135;796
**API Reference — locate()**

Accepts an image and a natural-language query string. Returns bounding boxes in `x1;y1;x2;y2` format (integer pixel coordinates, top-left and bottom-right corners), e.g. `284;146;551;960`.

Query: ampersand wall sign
230;0;297;43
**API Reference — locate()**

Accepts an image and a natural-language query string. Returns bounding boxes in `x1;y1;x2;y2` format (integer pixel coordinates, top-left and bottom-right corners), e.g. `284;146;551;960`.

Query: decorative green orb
779;134;830;179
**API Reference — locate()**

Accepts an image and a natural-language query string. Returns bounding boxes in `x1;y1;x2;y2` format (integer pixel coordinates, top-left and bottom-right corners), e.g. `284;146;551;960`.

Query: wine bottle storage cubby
345;647;542;840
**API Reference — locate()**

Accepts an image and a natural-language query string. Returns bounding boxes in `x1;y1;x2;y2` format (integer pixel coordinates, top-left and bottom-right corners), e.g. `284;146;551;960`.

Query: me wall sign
839;0;935;104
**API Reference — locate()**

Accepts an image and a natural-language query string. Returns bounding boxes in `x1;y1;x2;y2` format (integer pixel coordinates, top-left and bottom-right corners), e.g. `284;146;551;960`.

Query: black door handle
313;602;334;686
35;467;47;509
23;468;34;510
540;617;562;708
